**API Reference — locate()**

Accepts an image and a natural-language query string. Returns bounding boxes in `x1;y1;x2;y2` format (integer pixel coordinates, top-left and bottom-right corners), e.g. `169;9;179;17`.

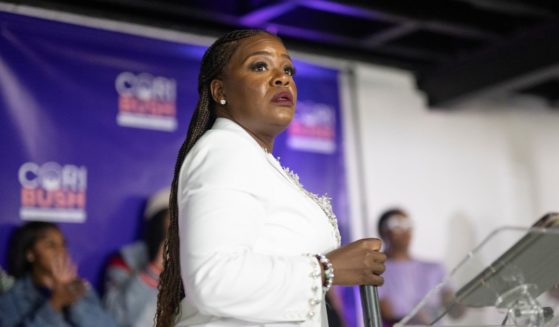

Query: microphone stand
360;285;382;327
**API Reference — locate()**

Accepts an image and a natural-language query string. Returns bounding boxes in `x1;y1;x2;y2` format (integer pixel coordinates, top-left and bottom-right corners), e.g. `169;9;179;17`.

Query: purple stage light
239;2;298;26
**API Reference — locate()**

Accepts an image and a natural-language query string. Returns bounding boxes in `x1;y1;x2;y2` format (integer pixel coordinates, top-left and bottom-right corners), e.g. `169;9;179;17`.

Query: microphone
360;285;382;327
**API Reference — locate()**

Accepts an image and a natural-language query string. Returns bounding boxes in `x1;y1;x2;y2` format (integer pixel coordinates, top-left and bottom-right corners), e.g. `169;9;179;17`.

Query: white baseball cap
144;188;171;220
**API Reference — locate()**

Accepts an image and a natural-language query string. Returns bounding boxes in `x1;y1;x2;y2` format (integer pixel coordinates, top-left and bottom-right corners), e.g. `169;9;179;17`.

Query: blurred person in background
104;189;170;327
377;208;463;327
0;266;14;293
0;221;116;327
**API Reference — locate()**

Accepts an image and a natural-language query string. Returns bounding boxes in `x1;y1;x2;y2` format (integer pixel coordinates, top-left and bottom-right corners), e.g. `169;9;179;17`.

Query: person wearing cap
103;189;170;327
377;208;463;327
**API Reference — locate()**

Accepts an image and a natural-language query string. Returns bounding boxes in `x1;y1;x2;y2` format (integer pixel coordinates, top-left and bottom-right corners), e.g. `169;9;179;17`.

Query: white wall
351;63;559;270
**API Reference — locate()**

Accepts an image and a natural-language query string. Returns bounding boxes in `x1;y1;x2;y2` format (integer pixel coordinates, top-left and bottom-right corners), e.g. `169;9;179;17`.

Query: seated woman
0;221;116;327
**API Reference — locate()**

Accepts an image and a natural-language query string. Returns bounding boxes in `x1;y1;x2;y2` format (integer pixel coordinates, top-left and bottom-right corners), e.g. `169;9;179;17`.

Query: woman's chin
273;108;295;124
272;115;294;131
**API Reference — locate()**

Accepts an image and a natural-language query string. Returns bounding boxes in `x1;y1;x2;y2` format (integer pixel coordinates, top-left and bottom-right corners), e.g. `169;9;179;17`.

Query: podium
395;224;559;327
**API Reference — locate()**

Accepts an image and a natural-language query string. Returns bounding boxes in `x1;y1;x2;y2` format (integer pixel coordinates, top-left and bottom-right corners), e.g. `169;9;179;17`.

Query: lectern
396;219;559;327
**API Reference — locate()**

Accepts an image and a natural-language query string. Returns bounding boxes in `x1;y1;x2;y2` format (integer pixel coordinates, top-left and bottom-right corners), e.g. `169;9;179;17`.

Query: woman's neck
248;131;274;153
386;250;412;261
216;115;275;152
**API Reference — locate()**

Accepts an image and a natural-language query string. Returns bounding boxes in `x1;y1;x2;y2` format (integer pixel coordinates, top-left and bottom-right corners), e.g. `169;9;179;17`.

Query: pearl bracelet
315;254;334;293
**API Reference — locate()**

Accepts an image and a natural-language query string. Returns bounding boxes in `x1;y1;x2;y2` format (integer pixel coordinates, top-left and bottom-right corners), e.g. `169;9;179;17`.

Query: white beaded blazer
175;117;340;327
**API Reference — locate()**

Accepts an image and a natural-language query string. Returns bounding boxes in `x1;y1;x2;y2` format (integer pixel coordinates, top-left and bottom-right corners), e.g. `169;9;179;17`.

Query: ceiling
3;0;559;108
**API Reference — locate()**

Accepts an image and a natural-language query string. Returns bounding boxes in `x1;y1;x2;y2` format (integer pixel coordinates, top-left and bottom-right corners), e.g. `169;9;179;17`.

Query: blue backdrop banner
0;10;356;326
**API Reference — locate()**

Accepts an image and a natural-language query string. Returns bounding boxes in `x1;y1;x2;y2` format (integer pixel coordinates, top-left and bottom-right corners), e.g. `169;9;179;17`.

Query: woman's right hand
327;238;386;286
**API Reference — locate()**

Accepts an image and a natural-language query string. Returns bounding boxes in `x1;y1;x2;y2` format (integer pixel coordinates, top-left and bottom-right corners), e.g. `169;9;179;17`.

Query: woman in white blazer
155;30;386;327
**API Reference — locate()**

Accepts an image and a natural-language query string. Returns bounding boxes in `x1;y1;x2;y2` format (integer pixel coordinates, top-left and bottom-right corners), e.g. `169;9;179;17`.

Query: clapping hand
48;254;87;311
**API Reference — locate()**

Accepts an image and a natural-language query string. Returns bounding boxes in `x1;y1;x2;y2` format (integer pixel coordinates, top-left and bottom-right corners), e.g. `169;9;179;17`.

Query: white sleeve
178;134;324;323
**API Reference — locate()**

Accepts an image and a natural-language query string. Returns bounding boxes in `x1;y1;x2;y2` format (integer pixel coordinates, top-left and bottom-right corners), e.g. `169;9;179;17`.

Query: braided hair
155;29;276;327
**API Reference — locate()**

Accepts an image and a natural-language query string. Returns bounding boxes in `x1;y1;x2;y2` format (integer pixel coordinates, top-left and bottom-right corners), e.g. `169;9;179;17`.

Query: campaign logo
287;101;337;154
115;72;177;131
19;162;87;223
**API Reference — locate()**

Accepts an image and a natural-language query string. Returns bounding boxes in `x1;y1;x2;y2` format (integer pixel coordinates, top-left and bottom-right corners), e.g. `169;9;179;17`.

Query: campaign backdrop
0;10;356;326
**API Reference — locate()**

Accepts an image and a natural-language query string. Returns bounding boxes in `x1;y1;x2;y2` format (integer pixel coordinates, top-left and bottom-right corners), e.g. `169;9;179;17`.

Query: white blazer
175;118;340;327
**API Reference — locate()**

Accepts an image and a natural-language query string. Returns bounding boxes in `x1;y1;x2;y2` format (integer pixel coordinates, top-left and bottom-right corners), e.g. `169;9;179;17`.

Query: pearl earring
220;99;226;105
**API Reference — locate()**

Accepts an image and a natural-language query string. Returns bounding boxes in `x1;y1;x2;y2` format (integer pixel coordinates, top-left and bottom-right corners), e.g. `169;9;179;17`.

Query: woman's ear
210;79;225;104
26;251;34;263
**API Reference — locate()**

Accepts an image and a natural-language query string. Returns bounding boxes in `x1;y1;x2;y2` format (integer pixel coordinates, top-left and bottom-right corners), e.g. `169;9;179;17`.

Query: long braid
155;29;273;327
